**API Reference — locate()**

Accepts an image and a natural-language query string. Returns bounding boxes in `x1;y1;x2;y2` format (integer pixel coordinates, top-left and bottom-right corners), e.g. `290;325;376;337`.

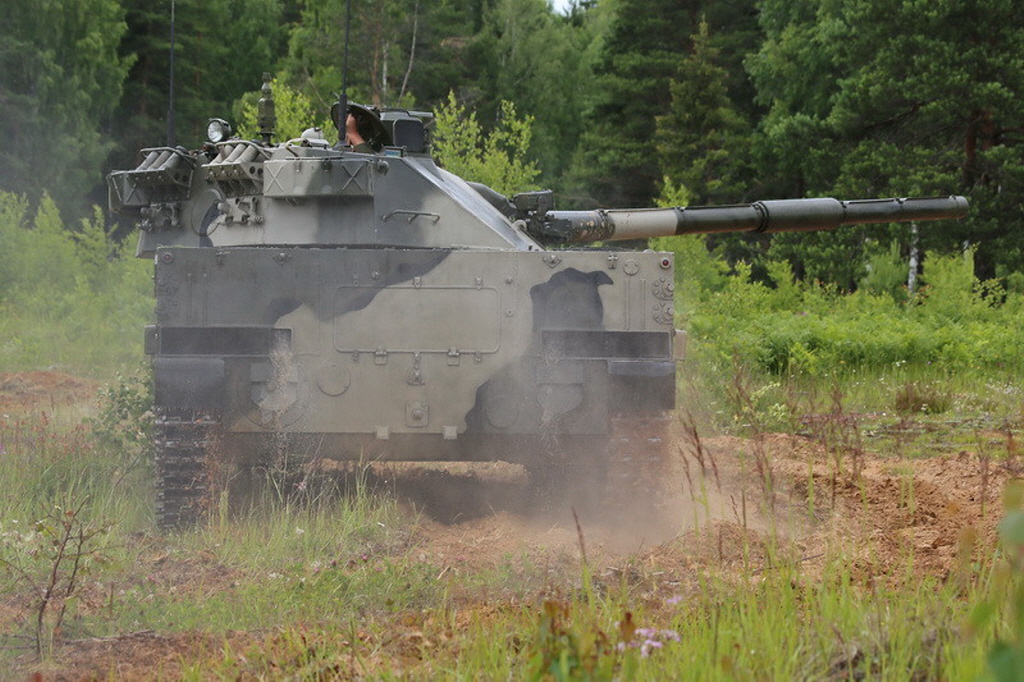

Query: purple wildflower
621;627;680;658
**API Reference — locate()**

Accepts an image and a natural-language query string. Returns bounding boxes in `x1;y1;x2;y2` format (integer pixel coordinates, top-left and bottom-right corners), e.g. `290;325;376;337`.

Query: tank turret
109;97;969;528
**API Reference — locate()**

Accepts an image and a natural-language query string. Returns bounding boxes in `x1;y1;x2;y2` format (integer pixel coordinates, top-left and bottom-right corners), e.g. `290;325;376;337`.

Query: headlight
207;118;232;143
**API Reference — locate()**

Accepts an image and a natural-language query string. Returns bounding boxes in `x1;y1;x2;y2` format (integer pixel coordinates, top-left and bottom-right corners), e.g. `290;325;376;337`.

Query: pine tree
656;22;752;205
113;0;286;162
0;0;131;218
564;0;761;209
750;0;1024;282
564;0;699;208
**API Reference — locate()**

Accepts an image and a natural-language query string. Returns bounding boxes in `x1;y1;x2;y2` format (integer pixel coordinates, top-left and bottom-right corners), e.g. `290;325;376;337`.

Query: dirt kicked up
1;371;1020;678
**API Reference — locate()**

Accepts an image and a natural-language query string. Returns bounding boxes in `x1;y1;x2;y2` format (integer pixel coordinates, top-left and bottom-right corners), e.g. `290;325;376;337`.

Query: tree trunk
907;222;919;294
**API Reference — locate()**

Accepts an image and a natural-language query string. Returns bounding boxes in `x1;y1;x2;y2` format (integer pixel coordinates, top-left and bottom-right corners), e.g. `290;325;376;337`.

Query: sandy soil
1;372;1019;679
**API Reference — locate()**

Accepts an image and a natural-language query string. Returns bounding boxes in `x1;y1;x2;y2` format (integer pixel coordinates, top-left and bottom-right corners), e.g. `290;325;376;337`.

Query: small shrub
860;241;911;302
87;368;153;462
432;92;540;196
894;382;953;415
0;497;111;656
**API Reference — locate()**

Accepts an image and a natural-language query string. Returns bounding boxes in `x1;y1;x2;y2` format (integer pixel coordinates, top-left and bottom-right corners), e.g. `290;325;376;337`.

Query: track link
603;413;674;523
524;414;673;524
154;411;219;529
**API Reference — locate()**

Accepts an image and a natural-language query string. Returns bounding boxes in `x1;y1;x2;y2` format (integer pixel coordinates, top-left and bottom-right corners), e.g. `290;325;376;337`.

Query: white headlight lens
207;118;231;143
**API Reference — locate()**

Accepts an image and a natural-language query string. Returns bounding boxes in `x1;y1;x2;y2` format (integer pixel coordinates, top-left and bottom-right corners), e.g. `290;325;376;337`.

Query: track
153;410;219;529
604;414;675;523
149;413;675;531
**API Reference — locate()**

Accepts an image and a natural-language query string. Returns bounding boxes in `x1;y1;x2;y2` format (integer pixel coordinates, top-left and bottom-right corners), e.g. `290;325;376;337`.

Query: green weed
972;481;1024;681
894;381;954;414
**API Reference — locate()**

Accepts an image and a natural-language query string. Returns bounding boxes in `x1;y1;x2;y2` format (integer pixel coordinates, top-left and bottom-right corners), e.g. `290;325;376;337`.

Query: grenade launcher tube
536;196;969;244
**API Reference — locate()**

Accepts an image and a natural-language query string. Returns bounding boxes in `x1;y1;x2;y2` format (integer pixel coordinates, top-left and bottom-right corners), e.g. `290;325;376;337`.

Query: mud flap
608;359;676;411
154;357;226;410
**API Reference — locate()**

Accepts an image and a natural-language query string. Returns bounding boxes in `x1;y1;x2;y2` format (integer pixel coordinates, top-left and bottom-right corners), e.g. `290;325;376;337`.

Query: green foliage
656;22;753;206
0;0;132;218
233;79;334;143
0;191;152;374
688;248;1024;377
432;91;540;195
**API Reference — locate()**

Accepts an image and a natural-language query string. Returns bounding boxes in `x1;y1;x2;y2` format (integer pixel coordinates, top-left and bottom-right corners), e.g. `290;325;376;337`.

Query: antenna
166;0;176;146
336;0;352;140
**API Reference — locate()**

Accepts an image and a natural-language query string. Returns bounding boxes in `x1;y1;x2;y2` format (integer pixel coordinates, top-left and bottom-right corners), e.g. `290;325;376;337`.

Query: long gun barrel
529;195;969;245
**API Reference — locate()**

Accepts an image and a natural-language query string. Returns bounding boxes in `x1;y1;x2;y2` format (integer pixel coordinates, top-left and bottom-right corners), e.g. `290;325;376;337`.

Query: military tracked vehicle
109;79;968;528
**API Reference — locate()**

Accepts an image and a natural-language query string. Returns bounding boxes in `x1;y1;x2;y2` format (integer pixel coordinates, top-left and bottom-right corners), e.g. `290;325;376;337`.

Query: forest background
1;0;1023;376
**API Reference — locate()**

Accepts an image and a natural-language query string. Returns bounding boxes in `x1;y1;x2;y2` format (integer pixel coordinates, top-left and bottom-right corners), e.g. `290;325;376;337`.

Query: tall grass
113;481;426;634
0;403;421;653
1;392;1020;678
0;412;151;528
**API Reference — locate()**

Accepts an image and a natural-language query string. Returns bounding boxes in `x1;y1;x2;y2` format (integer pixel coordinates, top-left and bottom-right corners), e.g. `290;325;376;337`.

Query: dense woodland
2;0;1023;288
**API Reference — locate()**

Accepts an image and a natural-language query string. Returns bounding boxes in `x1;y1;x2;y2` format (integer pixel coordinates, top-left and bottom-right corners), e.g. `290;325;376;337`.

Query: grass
95;542;1003;680
680;355;1024;464
0;370;1022;679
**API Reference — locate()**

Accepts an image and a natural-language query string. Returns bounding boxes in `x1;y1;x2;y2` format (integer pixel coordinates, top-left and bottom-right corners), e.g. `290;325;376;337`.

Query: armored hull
151;245;676;443
145;243;676;525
